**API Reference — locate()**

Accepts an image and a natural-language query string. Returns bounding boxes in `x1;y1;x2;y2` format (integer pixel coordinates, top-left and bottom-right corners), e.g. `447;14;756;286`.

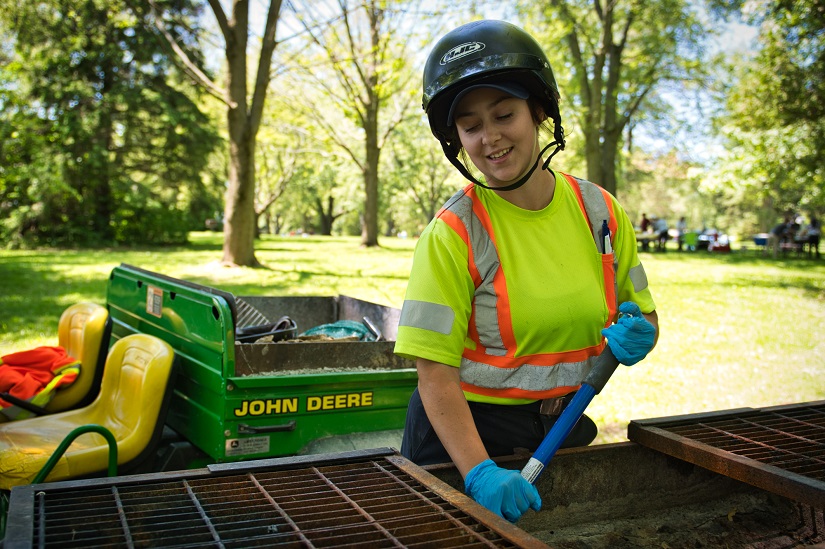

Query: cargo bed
107;264;416;468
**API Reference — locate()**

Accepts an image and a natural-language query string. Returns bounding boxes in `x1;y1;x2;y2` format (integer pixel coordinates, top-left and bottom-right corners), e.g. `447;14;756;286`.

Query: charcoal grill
4;448;547;548
628;400;825;508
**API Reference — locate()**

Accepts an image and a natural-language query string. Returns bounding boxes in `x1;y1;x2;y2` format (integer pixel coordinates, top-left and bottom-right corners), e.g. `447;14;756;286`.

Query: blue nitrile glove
601;301;656;366
464;459;542;523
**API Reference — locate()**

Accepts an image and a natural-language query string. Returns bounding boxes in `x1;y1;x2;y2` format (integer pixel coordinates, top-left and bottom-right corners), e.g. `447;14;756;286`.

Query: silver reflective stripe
474;284;505;355
576;178;610;253
444;192;505;353
399;300;455;335
575;177;619;311
460;356;595;391
629;263;649;293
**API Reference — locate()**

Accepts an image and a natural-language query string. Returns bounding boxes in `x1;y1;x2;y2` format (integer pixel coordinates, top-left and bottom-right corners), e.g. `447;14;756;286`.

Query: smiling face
453;87;542;188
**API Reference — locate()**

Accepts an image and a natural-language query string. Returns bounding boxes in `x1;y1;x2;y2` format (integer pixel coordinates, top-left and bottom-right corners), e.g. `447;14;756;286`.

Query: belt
539;392;576;416
468;392;575;416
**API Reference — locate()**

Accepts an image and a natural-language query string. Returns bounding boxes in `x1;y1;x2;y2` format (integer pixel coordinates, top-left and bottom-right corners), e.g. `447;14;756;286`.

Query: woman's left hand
601;302;656;366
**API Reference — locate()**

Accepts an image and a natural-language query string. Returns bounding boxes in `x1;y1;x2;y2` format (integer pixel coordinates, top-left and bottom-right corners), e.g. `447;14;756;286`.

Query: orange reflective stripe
602;186;618;240
594;184;619;323
438;174;620;400
601;254;618;327
562;172;619;323
563;172;615;239
458;350;599;400
467;304;480;346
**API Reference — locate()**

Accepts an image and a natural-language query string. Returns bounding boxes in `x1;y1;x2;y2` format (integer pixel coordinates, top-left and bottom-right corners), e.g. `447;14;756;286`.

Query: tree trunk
150;0;281;261
184;0;281;266
83;40;115;243
361;96;380;247
558;0;629;197
90;109;114;242
222;130;258;263
317;196;334;235
220;1;258;267
584;125;603;187
222;111;259;266
600;132;619;196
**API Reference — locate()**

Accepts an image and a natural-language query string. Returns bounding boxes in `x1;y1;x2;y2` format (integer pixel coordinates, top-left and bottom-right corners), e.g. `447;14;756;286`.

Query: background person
394;20;659;523
676;216;688;251
639;213;652;251
768;215;791;258
654;216;669;252
806;215;821;259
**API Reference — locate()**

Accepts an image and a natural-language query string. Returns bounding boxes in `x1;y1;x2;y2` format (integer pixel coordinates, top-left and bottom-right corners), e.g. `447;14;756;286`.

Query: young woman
394;20;659;522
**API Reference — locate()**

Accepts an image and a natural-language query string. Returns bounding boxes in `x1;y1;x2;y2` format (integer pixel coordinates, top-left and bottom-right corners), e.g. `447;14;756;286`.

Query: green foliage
381;115;461;235
523;0;713;193
0;0;223;248
711;0;825;225
622;151;707;230
283;0;424;246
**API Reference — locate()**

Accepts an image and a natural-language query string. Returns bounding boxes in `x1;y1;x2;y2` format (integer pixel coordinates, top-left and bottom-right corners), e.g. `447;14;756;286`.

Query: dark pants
400;388;598;466
809;235;821;258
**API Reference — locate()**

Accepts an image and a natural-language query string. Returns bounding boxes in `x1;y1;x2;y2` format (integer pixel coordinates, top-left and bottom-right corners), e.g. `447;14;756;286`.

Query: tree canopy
0;0;221;247
709;0;824;229
523;0;712;196
1;0;823;248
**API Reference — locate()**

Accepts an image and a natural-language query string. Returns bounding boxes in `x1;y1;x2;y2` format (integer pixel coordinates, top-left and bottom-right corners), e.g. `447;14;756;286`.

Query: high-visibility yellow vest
434;173;619;401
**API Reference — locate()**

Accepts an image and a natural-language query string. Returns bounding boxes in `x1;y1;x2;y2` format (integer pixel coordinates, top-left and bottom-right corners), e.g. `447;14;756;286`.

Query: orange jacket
0;346;80;410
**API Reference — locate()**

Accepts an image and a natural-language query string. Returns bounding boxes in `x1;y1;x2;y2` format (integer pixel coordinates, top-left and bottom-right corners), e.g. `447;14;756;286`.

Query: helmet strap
542;140;564;170
445;140;563;192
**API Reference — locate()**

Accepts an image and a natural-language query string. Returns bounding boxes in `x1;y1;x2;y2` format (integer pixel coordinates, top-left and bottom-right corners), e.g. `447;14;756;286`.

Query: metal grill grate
5;449;547;548
628;401;825;508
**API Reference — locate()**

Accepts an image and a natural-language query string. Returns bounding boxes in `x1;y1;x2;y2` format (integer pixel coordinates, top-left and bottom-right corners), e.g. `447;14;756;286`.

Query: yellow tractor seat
0;303;112;422
46;302;112;412
0;334;177;490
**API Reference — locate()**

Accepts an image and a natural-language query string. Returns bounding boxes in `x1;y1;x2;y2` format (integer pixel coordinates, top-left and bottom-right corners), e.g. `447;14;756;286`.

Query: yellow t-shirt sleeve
394;219;475;367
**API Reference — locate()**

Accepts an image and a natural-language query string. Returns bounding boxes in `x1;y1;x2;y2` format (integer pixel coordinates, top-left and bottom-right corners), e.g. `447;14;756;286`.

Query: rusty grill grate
628;400;825;508
4;449;546;548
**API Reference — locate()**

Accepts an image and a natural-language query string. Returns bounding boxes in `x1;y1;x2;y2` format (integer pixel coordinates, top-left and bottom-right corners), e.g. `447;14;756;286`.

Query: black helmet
423;20;561;142
422;20;565;189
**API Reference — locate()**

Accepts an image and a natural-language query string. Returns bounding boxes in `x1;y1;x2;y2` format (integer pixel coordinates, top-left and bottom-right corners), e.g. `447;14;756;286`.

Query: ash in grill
5;449;546;548
628;400;825;509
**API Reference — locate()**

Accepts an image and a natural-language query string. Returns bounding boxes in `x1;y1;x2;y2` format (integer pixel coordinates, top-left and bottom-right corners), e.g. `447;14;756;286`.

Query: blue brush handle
521;347;619;484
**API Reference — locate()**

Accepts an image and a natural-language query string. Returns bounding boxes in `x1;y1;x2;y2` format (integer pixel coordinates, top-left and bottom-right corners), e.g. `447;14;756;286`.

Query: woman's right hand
464;459;542;522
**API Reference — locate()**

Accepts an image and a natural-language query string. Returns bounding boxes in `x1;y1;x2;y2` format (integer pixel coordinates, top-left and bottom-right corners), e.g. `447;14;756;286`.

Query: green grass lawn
1;232;823;444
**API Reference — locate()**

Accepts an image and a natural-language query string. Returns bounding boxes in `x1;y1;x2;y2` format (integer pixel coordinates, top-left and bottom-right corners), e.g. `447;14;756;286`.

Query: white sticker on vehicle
225;436;270;457
146;285;163;318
